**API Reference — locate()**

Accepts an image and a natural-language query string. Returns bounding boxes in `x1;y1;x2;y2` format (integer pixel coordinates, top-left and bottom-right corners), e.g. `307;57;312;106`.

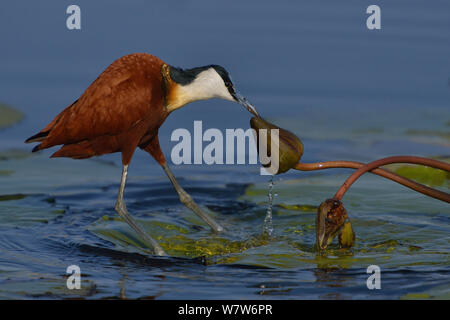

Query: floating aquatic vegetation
276;203;317;213
249;117;450;253
0;193;27;201
0;204;64;227
400;284;450;300
315;156;450;251
0;277;98;299
406;129;450;144
387;161;450;187
0;170;14;176
0;149;34;161
89;214;275;259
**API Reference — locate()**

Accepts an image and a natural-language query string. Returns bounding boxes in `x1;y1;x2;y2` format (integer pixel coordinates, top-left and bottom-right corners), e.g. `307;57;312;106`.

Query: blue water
0;0;449;299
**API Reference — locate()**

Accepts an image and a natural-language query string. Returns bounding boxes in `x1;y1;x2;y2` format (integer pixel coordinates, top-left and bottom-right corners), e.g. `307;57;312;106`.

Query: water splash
263;176;274;236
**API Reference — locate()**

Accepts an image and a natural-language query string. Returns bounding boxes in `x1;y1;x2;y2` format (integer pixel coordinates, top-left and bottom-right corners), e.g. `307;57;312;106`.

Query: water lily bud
316;199;348;250
250;117;303;174
338;220;355;248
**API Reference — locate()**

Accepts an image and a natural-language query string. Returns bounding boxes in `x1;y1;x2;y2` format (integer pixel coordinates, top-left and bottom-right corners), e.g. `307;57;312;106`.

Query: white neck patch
178;68;234;103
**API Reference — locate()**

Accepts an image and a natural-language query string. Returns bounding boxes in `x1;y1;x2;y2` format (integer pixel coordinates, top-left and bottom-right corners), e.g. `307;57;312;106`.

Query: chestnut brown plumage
26;53;259;256
27;54;167;164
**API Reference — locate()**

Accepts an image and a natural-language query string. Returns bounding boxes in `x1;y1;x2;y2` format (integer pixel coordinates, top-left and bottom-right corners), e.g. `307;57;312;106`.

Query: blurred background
0;0;448;299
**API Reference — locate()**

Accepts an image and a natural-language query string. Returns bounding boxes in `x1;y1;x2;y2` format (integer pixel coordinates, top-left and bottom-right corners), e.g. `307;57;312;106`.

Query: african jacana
25;53;259;256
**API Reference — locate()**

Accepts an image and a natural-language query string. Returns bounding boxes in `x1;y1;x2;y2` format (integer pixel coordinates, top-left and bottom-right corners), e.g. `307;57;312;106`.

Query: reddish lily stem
332;156;450;202
294;160;450;203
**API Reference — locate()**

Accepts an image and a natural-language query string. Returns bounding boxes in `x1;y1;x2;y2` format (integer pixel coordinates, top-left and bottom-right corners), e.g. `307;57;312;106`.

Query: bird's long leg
115;165;167;256
161;163;224;232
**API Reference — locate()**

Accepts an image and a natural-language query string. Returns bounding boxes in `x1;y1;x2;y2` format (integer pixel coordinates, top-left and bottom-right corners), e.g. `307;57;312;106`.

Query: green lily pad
88;215;271;259
0;204;64;227
0;149;33;161
238;173;449;269
0;193;27;201
385;160;450;187
276;203;317;212
338;221;355;248
0;170;14;176
400;284;450;300
406;129;450;143
0;103;23;130
0;277;97;299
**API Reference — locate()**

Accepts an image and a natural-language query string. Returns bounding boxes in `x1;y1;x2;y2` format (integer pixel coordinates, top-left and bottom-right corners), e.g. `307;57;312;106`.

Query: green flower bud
316;199;348;250
250;117;303;174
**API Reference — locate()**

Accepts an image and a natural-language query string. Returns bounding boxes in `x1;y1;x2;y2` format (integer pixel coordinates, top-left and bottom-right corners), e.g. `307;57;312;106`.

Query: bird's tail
25;131;49;144
24;99;79;152
25;131;49;152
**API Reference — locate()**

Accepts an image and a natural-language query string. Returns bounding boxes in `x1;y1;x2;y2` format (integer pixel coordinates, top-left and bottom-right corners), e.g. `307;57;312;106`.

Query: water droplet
263;176;274;236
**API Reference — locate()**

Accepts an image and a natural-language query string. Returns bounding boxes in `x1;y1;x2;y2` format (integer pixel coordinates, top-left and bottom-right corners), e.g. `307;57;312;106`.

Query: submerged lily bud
250;117;303;174
338;220;355;248
316;199;348;251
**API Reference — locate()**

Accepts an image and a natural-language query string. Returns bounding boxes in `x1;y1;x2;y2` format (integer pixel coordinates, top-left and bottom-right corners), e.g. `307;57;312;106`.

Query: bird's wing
40;65;159;149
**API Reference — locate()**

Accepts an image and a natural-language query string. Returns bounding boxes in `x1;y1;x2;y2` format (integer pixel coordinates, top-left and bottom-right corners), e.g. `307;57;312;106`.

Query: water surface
0;0;449;299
